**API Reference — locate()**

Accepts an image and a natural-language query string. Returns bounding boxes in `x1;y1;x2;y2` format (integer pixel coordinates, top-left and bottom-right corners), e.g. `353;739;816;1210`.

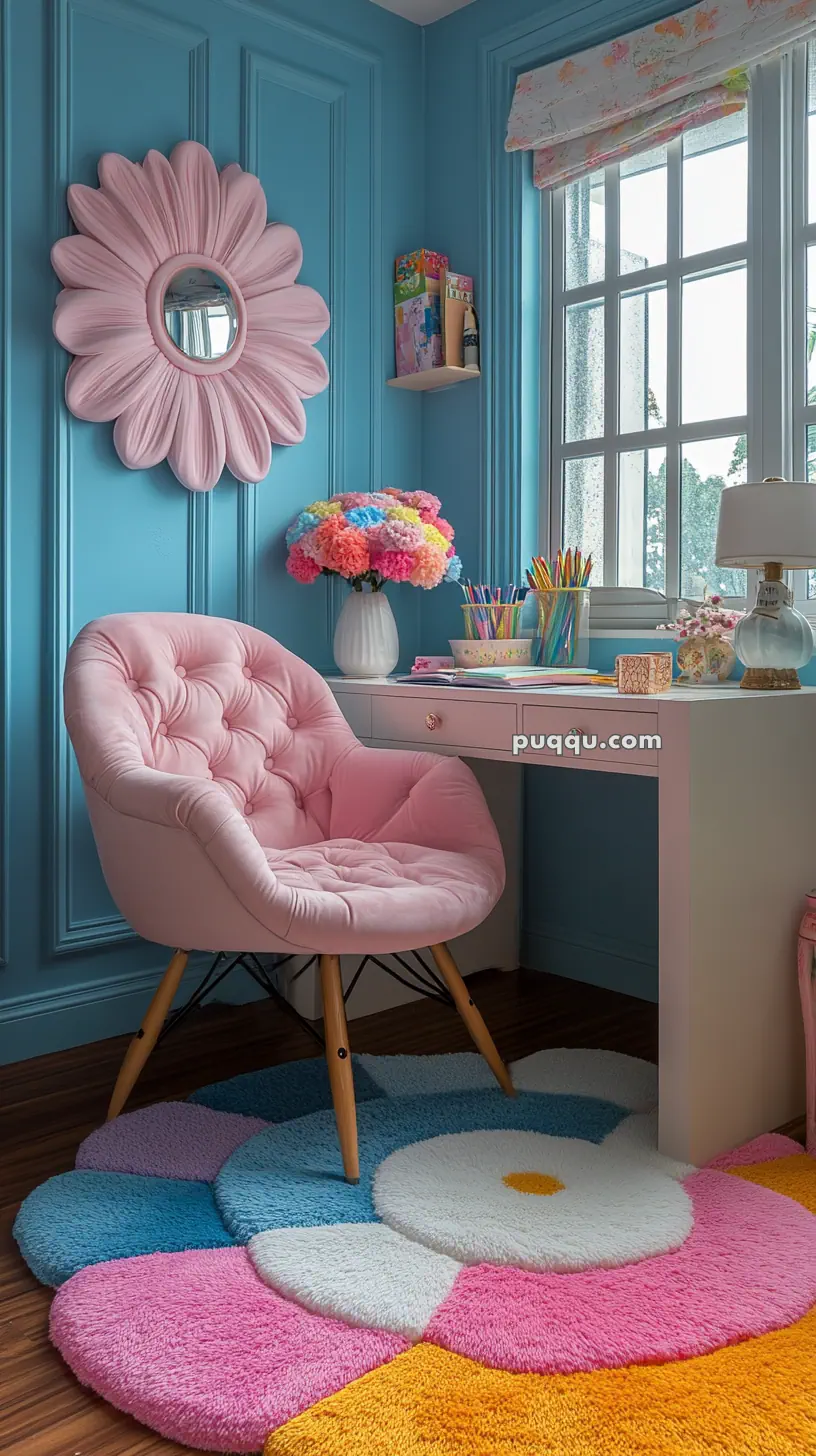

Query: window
546;56;803;618
794;45;816;601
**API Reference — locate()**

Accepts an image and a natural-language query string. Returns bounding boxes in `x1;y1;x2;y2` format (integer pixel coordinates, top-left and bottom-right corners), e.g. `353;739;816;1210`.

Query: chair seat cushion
263;838;501;953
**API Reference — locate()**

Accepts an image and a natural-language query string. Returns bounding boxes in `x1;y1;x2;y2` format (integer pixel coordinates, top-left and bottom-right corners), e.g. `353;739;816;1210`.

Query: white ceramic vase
333;588;399;677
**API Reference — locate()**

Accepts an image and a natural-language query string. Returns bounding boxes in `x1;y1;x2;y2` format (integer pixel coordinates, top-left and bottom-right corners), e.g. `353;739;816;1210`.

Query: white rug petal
249;1222;461;1340
603;1111;696;1179
510;1048;658;1112
374;1129;693;1271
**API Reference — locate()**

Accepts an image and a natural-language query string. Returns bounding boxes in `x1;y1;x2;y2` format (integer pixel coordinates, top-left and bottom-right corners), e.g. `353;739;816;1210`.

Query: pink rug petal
50;1246;408;1453
424;1169;816;1374
705;1132;803;1169
76;1102;268;1182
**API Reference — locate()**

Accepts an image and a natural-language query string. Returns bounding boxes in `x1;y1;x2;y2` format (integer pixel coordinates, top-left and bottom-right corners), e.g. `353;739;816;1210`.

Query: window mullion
664;139;682;604
603;165;620;586
791;45;808;487
749;57;788;481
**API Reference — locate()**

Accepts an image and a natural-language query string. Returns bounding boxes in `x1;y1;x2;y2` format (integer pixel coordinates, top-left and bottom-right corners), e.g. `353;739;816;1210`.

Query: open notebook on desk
392;666;617;688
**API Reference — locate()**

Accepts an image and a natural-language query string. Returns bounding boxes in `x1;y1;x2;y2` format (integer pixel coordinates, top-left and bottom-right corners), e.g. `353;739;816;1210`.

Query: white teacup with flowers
660;590;744;683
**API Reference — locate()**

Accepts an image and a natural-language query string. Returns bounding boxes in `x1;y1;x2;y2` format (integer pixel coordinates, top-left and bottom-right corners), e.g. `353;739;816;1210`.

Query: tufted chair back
65;613;356;853
63;613;369;950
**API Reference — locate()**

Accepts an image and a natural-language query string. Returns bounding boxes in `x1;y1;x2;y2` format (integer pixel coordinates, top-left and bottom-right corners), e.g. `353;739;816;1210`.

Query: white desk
327;677;816;1166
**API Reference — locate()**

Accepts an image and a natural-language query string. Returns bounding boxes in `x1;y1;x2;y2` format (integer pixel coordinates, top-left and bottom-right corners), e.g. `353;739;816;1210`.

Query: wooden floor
1;969;658;1455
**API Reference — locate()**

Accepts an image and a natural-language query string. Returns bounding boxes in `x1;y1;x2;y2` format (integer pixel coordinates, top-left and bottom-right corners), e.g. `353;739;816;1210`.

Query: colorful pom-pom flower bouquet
285;490;462;677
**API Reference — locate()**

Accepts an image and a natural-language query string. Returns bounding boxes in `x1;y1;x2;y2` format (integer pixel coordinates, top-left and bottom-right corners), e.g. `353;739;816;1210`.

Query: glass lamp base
733;593;813;691
740;666;801;690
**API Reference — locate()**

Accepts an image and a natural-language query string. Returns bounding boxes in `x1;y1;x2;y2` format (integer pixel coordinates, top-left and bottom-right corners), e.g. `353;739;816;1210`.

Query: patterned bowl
449;638;532;668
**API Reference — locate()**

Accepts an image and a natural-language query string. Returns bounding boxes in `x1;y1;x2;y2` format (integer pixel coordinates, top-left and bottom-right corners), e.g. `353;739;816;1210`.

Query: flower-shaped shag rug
13;1048;816;1454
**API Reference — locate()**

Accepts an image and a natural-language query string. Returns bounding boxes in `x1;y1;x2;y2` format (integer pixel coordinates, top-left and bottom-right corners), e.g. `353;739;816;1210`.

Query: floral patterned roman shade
506;0;816;189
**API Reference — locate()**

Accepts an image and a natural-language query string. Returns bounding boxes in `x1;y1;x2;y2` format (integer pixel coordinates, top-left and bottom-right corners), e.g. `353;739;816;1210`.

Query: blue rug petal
215;1088;627;1242
13;1170;234;1286
357;1051;495;1098
189;1053;384;1121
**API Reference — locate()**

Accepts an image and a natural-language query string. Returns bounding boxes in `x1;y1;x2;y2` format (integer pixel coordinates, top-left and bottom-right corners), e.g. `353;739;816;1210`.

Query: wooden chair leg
319;953;360;1183
106;949;189;1121
430;942;515;1096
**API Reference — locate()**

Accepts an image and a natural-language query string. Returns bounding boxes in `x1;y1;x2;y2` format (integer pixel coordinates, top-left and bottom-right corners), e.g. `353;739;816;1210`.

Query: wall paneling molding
46;0;209;956
0;0;11;968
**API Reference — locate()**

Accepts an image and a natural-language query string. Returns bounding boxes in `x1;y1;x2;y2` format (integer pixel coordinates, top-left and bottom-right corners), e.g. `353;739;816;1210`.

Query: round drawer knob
425;712;441;731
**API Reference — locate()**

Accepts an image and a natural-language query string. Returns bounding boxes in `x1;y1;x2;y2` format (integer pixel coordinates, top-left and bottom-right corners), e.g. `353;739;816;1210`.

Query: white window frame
541;56;793;626
791;43;816;610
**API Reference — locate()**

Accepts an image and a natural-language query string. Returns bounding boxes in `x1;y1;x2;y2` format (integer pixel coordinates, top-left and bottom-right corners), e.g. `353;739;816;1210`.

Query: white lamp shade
715;479;816;568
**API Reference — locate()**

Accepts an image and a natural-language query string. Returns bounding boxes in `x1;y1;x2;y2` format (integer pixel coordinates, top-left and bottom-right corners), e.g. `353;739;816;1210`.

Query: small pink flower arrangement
285;489;462;592
659;591;744;641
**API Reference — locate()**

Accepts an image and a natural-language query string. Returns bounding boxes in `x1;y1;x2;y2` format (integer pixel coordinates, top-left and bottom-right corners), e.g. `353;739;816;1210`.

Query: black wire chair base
156;947;454;1049
283;946;454;1008
156;951;325;1050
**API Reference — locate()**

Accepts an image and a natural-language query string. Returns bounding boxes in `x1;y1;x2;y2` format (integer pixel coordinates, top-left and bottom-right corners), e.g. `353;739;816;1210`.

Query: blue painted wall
0;0;424;1061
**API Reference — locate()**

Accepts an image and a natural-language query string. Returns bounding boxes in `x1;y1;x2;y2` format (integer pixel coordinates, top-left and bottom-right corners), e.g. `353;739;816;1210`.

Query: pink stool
797;891;816;1155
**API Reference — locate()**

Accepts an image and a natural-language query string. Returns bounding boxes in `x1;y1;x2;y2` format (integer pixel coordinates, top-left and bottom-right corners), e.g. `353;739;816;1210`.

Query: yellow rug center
502;1172;565;1197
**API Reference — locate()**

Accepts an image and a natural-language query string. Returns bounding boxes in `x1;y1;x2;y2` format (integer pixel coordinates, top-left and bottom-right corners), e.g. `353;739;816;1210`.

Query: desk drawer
371;694;517;752
521;704;660;766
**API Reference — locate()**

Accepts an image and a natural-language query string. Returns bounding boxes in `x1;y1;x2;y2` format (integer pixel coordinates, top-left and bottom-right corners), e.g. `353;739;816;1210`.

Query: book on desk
393;666;617;688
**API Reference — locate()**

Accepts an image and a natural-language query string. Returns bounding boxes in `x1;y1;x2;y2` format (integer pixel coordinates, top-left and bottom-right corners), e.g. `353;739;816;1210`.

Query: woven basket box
616;652;673;695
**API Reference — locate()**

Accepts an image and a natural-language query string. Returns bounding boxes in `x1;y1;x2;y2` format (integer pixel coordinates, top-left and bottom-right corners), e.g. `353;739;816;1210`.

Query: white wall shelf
387;366;480;392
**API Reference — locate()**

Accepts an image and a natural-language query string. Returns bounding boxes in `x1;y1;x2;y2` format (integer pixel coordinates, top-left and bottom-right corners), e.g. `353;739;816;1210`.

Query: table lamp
715;477;816;690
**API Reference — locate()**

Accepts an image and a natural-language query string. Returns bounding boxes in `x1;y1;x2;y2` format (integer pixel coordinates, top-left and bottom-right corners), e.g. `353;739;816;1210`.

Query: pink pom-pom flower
404;490;442;517
370;550;415;582
286;544;322;584
369;519;424;554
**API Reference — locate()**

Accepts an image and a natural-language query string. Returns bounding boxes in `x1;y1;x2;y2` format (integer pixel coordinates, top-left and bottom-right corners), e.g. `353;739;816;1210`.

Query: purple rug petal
77;1101;268;1182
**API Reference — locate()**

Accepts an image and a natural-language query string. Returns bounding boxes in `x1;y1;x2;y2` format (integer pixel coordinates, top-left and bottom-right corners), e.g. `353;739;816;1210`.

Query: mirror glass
162;267;239;361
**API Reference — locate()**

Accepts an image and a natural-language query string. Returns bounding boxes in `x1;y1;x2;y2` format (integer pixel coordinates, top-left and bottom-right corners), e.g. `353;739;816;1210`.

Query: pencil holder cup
524;588;590;667
460;603;525;641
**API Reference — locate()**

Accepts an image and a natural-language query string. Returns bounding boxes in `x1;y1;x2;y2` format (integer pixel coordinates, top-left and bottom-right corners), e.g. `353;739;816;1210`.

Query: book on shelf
394;250;448;376
440;268;474;369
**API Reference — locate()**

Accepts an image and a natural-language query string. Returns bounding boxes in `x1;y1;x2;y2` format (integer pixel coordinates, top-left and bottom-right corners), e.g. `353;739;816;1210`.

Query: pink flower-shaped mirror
51;141;330;491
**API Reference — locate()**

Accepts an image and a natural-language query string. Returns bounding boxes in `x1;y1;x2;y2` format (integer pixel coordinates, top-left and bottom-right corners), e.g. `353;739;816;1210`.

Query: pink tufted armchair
64;613;512;1180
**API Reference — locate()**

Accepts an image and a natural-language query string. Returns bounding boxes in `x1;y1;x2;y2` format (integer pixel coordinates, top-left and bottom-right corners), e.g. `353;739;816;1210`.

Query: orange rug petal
727;1152;816;1213
264;1153;816;1456
264;1307;816;1455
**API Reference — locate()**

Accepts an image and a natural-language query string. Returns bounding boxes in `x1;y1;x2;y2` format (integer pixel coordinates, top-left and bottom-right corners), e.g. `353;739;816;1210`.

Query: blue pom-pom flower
345;506;386;529
285;511;320;547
